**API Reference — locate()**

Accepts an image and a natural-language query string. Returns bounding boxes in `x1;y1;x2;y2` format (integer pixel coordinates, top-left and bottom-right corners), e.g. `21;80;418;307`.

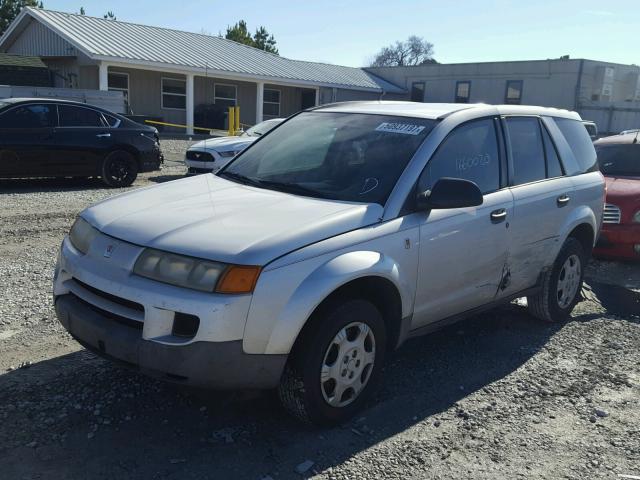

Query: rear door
0;103;56;177
412;117;514;328
49;105;114;176
503;116;574;294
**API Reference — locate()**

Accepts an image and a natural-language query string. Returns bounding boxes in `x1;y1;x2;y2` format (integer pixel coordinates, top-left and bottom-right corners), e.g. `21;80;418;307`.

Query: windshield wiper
219;171;262;188
220;172;327;198
256;180;328;199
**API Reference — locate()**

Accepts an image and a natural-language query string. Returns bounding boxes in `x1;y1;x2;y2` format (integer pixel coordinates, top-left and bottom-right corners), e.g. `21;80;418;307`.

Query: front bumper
55;295;286;388
139;145;164;172
53;234;287;389
594;223;640;260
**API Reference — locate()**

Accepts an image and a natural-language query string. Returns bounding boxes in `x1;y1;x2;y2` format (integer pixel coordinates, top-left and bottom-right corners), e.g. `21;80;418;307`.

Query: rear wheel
101;151;138;187
278;299;386;426
527;237;585;322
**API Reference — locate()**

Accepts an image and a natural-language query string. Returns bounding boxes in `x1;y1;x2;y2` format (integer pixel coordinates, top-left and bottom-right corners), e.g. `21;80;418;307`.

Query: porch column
98;62;109;91
315;87;320;106
256;81;264;124
185;73;194;135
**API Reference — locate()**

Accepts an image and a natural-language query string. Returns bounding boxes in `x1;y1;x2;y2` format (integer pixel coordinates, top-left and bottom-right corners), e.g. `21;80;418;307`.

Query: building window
263;88;281;118
411;82;425;102
505;80;523;105
455;81;471;103
108;72;129;110
214;83;237;110
161;77;186;109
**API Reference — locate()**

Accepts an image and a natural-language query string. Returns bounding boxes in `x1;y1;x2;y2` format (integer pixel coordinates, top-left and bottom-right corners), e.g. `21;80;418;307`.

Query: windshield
220;112;436;204
243;119;282;137
596;144;640;176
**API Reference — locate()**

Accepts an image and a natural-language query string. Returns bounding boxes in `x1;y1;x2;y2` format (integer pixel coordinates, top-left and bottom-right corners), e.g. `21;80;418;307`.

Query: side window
542;125;564;178
554;118;598;173
0;104;54;128
420;118;500;194
58;105;106;127
506;117;545;185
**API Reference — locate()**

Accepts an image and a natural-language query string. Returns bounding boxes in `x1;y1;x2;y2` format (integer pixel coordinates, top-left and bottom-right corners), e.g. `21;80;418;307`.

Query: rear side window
420;118;500;194
542;125;564;178
555;118;598;173
506;117;546;185
103;113;120;127
0;104;54;128
58;105;106;127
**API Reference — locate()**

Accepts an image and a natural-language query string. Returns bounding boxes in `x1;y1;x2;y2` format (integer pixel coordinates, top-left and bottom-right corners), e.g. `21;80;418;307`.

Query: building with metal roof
0;7;405;133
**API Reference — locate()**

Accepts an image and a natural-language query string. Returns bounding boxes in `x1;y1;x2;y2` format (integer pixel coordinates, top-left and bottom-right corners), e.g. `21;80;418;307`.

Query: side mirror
416;177;483;210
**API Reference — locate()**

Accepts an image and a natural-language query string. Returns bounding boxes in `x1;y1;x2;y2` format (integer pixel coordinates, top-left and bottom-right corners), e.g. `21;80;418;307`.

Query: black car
0;98;163;187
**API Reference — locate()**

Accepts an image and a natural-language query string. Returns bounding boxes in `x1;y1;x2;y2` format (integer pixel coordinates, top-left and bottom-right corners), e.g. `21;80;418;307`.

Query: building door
301;89;316;110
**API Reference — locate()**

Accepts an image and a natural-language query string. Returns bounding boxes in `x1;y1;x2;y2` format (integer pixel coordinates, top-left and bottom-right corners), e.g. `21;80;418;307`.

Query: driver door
412;117;514;329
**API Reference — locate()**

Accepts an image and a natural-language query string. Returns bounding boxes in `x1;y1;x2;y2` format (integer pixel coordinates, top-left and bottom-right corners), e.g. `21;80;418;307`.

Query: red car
593;133;640;260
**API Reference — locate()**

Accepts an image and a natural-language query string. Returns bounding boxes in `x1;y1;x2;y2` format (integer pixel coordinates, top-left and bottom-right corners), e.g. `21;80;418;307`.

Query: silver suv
54;102;604;425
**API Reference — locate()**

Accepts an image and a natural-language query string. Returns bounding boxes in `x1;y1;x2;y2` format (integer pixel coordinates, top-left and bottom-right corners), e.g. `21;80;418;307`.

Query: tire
278;298;387;426
527;237;586;323
101;151;138;187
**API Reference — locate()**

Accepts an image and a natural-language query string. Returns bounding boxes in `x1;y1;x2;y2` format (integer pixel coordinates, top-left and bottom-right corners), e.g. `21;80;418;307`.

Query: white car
54;102;604;425
185;118;284;175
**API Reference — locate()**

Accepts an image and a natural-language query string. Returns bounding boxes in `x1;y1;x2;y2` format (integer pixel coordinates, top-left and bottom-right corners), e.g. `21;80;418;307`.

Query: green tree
225;20;279;55
0;0;43;36
253;26;278;54
79;6;85;14
103;10;116;20
225;20;253;46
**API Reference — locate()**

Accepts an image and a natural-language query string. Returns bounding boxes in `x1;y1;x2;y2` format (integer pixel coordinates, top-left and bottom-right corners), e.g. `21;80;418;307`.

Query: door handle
96;133;111;138
490;208;507;222
557;194;570;207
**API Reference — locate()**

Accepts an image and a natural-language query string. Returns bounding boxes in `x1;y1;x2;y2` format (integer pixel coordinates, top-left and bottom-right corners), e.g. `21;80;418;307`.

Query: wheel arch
552;206;598;264
251;249;415;356
291;275;404;358
105;145;142;168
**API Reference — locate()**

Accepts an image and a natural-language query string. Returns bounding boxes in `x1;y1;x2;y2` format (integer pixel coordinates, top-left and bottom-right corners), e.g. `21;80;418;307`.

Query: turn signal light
216;266;261;294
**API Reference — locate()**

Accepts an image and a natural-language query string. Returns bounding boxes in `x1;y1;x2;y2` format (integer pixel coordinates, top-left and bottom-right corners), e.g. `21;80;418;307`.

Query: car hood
605;175;640;202
189;136;255;152
81;175;383;266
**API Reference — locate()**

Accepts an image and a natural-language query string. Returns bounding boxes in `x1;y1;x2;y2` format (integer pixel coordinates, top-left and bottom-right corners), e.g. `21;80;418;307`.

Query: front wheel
101;151;138;187
527;237;586;322
278;299;386;426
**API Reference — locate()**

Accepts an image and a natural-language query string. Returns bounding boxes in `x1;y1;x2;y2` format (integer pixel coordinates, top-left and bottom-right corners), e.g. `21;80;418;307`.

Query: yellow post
228;106;235;136
234;106;240;135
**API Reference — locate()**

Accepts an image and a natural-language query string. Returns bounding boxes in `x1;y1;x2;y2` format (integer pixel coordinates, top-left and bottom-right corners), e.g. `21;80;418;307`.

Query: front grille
187;167;214;174
74;278;144;312
186;150;214;162
603;204;621;224
70;293;143;331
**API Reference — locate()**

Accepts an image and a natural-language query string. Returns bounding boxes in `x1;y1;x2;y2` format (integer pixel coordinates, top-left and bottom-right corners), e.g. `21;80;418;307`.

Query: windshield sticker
375;122;426;136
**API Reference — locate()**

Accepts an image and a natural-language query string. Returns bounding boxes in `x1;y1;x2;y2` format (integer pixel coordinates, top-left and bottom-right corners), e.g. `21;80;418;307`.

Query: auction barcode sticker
375;122;426;135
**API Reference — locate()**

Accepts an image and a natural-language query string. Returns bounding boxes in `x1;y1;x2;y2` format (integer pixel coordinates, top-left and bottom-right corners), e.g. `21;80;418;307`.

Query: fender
243;248;417;355
548;205;598;266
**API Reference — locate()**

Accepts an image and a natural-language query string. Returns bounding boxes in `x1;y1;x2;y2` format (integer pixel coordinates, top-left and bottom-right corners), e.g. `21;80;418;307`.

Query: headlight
218;150;237;158
634;210;640;223
68;217;99;254
133;248;260;293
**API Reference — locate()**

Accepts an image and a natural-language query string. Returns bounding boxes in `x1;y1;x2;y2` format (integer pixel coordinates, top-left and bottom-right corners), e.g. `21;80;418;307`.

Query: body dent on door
412;188;514;328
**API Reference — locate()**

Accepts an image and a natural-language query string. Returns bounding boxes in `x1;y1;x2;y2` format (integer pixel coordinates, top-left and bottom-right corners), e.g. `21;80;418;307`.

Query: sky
43;0;639;67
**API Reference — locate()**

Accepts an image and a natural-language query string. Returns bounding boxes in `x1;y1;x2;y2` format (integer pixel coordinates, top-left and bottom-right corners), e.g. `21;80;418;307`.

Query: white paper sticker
375;122;426;136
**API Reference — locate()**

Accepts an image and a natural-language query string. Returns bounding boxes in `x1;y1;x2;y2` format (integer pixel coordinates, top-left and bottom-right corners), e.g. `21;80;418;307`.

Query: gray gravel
0;139;639;479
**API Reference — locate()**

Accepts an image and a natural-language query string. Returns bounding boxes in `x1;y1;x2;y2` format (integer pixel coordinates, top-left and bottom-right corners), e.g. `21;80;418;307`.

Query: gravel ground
0;139;639;479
